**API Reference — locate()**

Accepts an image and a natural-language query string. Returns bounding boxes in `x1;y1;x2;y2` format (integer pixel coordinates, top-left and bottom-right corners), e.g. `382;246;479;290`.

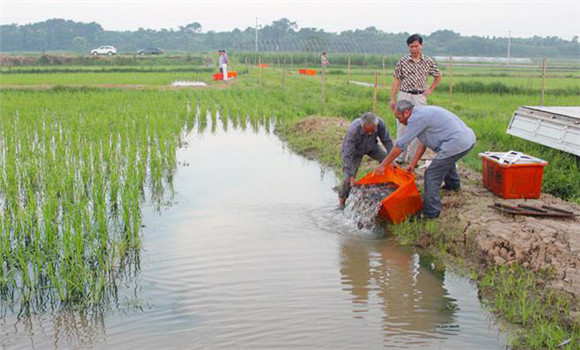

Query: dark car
138;47;164;55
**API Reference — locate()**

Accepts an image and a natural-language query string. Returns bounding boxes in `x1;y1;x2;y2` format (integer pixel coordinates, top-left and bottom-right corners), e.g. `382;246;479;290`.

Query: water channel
1;115;507;349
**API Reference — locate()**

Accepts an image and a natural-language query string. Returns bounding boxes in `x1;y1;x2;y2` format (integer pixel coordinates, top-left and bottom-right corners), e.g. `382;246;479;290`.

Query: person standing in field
218;50;223;73
389;34;442;164
376;100;475;219
219;49;229;80
339;112;394;207
321;51;329;67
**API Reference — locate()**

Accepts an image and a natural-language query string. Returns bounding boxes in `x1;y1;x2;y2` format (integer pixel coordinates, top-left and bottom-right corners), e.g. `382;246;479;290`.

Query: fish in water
343;182;398;229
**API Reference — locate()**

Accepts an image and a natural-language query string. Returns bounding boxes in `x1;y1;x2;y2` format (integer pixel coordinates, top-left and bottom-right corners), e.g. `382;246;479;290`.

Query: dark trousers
339;148;387;199
422;146;473;218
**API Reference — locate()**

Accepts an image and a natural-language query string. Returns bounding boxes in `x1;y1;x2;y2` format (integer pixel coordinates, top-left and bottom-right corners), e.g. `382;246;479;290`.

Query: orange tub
257;64;269;68
298;69;317;75
213;72;237;81
356;166;423;224
480;152;548;199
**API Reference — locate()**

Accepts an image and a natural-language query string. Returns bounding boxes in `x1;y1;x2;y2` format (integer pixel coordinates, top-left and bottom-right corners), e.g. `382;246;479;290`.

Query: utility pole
255;17;259;52
507;30;511;66
541;58;547;106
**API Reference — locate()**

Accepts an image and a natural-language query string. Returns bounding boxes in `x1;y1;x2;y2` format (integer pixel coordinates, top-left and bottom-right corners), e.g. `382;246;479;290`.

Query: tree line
1;18;578;58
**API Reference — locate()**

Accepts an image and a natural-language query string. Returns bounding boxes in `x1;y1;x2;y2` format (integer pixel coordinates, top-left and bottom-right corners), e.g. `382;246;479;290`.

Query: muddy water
0;116;506;349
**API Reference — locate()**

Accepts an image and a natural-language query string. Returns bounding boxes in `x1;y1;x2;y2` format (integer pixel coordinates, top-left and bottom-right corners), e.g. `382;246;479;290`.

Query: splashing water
343;183;399;229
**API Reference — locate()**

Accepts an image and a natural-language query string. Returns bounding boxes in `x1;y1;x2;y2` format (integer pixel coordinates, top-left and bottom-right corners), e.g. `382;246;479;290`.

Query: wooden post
304;55;308;67
290;51;293;67
449;55;453;103
321;60;326;109
382;56;386;89
259;56;263;86
541;58;547;107
373;72;378;113
347;56;351;85
282;57;286;93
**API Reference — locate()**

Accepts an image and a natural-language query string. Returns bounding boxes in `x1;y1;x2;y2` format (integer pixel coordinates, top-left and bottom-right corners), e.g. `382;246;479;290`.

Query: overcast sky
1;0;579;40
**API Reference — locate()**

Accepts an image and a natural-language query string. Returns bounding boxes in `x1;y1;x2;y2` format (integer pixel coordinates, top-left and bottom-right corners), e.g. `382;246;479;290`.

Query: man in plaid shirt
389;34;442;164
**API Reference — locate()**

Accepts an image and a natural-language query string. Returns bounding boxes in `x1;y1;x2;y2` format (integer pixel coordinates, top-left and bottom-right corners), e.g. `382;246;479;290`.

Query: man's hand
389;100;396;111
375;162;393;174
375;163;385;174
423;88;433;97
405;164;416;173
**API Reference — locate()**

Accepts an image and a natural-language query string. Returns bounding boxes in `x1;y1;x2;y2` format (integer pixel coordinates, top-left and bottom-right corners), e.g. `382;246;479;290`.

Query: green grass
0;89;194;307
478;266;579;349
389;218;440;246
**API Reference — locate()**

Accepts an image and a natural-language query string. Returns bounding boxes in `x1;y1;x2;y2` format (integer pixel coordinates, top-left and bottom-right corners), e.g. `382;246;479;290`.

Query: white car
91;46;117;55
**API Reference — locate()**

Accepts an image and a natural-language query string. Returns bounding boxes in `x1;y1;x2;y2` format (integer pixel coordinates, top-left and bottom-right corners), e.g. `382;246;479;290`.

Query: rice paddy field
0;54;579;348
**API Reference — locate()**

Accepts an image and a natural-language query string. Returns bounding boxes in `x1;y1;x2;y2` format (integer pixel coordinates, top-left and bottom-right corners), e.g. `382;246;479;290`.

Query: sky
1;0;579;40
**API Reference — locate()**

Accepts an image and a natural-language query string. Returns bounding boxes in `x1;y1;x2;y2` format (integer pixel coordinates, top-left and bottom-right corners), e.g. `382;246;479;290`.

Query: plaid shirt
393;54;440;92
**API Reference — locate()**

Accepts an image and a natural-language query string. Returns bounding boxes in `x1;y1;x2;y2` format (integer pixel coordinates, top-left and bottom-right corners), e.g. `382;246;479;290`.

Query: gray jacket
342;118;393;176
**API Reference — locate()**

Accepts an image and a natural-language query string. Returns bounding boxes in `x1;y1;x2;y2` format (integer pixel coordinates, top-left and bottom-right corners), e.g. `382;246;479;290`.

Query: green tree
72;36;87;52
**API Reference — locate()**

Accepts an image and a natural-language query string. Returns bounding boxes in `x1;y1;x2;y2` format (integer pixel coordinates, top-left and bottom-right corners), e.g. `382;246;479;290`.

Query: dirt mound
290;116;349;135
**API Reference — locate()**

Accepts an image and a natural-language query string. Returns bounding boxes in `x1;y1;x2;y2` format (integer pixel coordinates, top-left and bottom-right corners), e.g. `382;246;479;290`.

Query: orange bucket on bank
479;151;548;199
356;166;423;224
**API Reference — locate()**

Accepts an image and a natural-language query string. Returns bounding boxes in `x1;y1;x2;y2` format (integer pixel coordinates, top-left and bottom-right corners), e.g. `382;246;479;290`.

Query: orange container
257;64;269;68
480;152;548;199
298;69;317;75
213;72;237;80
356;166;423;224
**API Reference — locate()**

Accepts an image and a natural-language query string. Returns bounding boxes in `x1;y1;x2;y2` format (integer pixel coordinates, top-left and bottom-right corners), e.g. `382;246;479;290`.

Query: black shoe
423;214;439;220
441;184;460;191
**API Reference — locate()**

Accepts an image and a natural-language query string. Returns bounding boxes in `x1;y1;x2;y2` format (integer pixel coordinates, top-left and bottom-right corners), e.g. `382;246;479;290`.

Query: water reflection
340;237;457;344
0;308;107;349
